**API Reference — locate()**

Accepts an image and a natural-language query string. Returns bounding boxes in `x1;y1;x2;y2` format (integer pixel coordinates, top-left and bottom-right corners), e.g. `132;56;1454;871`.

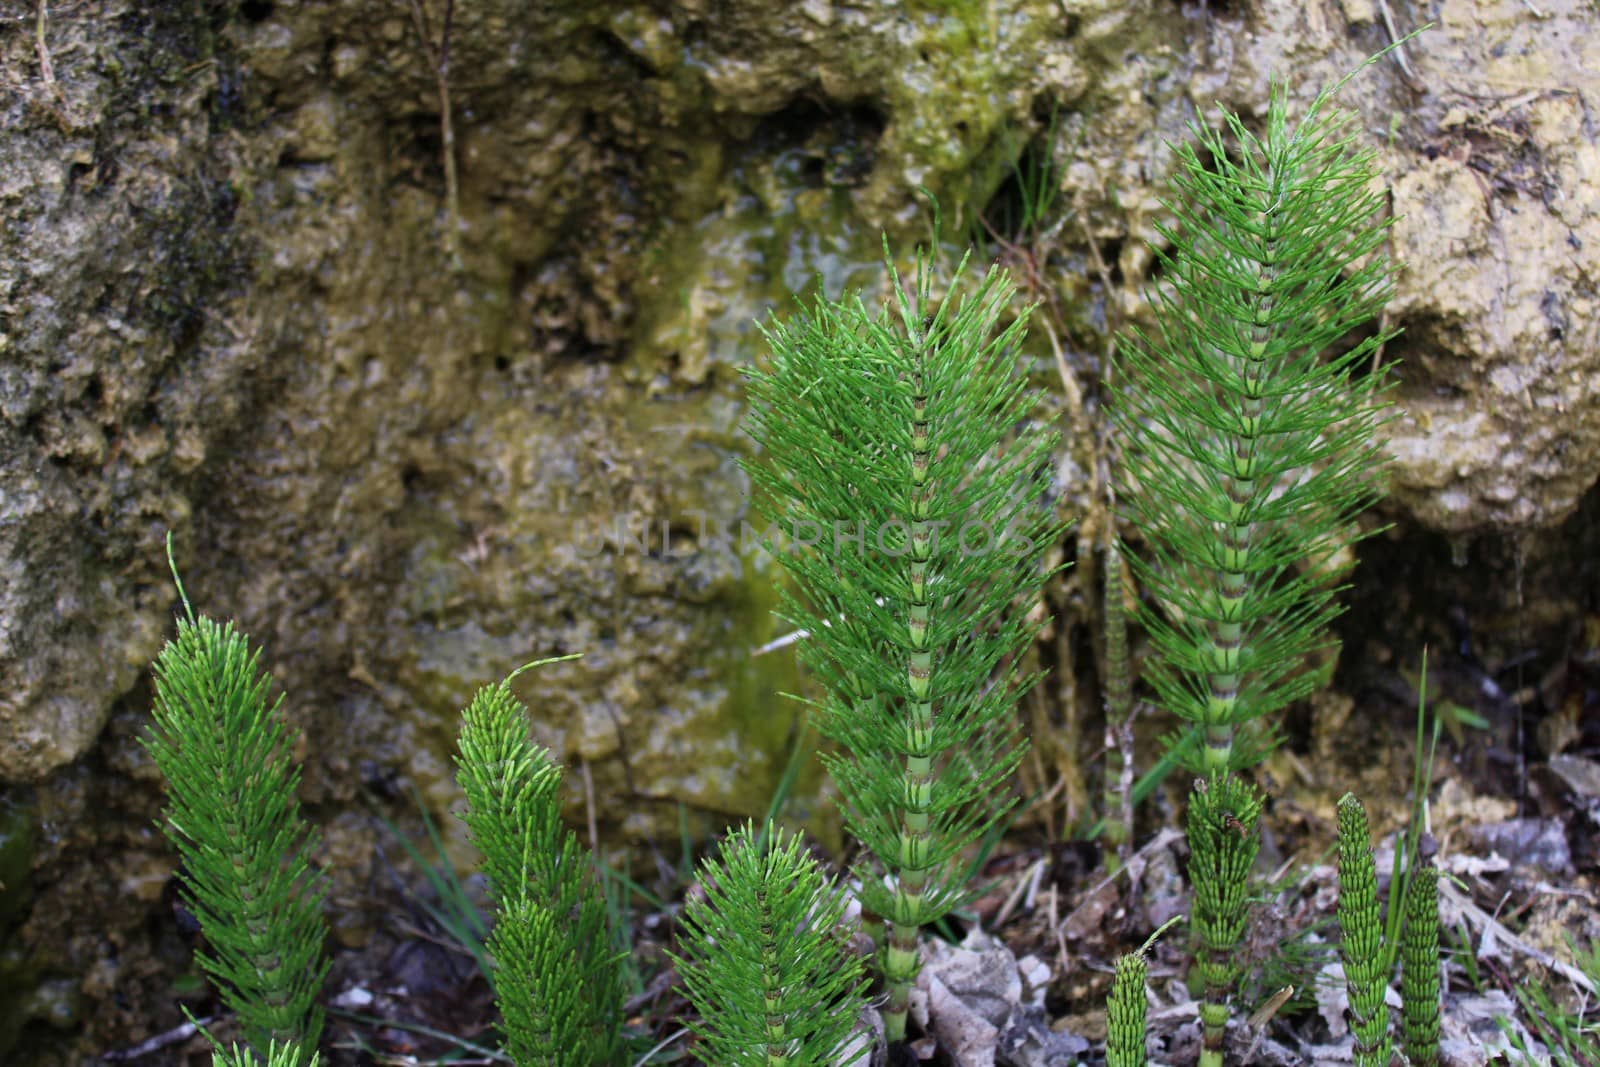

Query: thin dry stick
1377;0;1424;90
35;0;55;87
1102;521;1137;868
581;755;599;858
407;0;461;267
994;856;1048;928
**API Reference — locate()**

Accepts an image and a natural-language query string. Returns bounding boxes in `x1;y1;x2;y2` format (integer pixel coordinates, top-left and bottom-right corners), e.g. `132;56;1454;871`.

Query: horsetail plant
1110;72;1397;781
1105;916;1182;1067
670;821;868;1065
1187;773;1264;1064
1337;793;1392;1067
1106;949;1150;1067
1110;50;1404;1063
1101;523;1137;871
1401;864;1441;1067
145;536;329;1066
742;230;1066;1042
454;659;626;1066
209;1038;321;1067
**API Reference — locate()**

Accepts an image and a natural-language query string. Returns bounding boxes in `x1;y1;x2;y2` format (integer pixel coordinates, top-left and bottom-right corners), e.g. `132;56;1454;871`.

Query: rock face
1;2;251;789
1382;1;1600;533
0;0;1596;1058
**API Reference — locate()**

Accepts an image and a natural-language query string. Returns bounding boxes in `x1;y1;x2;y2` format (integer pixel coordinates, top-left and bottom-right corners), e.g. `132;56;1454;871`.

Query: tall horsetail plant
1100;519;1137;870
1110;72;1397;781
454;659;626;1066
742;233;1067;1042
145;536;330;1065
1110;52;1403;1064
670;821;869;1065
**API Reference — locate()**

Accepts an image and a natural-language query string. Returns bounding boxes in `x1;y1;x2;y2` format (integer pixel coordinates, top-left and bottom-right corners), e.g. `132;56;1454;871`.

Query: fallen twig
101;1016;214;1061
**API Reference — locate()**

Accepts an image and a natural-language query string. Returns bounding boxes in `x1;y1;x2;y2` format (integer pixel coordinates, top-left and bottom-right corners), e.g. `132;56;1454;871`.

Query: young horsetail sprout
454;658;626;1066
741;225;1067;1042
1106;951;1150;1067
208;1039;321;1067
1186;773;1263;1065
145;535;329;1065
1105;916;1183;1067
1338;793;1392;1066
670;821;868;1066
1400;864;1441;1067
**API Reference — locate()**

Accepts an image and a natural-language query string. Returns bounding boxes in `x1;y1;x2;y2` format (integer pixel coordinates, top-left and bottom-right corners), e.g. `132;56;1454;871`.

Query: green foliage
1110;77;1396;778
136;47;1444;1067
670;821;868;1066
741;229;1066;1038
1336;793;1391;1066
144;541;329;1063
210;1038;320;1067
1400;864;1440;1067
454;661;625;1067
1186;774;1263;1064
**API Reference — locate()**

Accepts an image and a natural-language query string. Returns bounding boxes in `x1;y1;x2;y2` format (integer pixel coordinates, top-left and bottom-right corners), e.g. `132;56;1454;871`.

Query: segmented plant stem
1106;949;1149;1067
754;882;791;1063
1401;864;1441;1067
1338;794;1392;1067
147;599;329;1060
1202;180;1280;778
1188;775;1262;1067
883;330;938;1042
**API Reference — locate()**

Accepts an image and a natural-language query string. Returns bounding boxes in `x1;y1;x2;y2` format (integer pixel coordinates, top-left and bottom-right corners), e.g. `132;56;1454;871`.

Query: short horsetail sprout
742;234;1066;1042
1103;915;1182;1067
1187;774;1263;1067
210;1039;321;1067
671;821;868;1066
145;538;329;1065
454;659;625;1067
1401;864;1441;1067
1106;949;1149;1067
1110;74;1397;779
1337;793;1392;1067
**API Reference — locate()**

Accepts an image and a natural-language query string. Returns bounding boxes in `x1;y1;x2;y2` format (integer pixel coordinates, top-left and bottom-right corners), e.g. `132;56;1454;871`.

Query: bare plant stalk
1102;531;1135;869
35;1;55;87
408;0;461;268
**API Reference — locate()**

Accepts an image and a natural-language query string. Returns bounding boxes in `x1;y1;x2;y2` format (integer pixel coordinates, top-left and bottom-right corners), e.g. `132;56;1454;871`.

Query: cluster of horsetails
135;39;1486;1067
